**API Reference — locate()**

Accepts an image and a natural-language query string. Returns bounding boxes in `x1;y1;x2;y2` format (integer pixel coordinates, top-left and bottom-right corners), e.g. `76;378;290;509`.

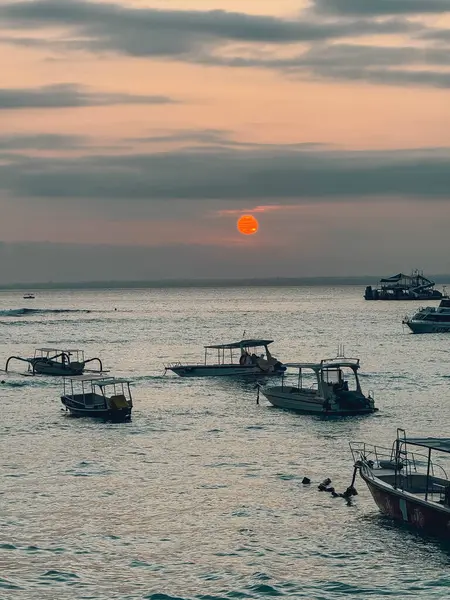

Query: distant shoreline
1;275;450;290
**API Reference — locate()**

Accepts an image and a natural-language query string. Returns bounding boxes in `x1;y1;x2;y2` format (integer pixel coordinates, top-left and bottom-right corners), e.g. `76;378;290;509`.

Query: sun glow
237;214;259;235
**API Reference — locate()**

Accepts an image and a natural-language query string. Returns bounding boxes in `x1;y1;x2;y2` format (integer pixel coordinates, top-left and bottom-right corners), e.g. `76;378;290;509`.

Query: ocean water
1;286;450;600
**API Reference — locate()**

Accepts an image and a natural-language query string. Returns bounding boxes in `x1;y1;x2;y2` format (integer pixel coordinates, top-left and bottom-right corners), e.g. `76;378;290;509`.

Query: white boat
261;355;377;415
165;339;286;377
23;293;35;299
403;297;450;333
5;347;103;376
61;375;133;421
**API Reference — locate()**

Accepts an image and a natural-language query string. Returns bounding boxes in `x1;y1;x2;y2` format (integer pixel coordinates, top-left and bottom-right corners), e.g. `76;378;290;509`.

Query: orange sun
237;214;259;235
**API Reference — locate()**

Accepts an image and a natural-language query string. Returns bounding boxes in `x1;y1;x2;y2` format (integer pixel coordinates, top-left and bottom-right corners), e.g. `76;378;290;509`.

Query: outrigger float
5;348;103;376
350;429;450;539
61;375;133;421
165;339;286;377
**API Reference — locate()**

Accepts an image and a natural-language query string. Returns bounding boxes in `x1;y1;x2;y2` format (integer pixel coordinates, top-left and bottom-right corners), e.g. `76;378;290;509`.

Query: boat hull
34;363;84;376
61;397;131;422
361;469;450;539
262;388;376;415
168;364;285;377
405;320;450;334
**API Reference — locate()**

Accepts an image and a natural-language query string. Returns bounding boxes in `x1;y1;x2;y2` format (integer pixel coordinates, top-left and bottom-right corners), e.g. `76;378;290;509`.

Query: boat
402;297;450;333
261;354;377;415
23;293;35;299
165;339;286;377
61;375;133;421
350;429;450;539
364;270;443;301
5;347;103;376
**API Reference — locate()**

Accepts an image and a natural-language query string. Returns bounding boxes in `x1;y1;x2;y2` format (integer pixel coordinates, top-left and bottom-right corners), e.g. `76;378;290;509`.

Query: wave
0;308;93;317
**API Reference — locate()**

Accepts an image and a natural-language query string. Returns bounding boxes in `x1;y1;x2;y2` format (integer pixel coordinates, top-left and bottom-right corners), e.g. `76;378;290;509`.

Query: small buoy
302;477;311;485
1;380;5;384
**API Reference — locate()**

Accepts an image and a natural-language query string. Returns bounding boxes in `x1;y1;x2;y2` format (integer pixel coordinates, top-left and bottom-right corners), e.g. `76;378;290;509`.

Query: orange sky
1;0;450;278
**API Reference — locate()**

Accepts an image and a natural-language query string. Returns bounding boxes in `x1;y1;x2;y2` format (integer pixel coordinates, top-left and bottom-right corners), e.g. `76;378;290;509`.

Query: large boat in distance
364;270;443;301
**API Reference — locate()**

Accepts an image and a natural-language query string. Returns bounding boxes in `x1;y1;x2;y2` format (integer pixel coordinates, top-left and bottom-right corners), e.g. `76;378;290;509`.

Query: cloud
2;1;449;90
1;145;450;208
130;129;327;151
313;0;450;16
0;0;422;56
0;133;89;150
0;83;176;110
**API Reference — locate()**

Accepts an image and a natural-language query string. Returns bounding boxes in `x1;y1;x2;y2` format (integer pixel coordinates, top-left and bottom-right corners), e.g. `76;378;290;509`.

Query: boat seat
109;394;129;409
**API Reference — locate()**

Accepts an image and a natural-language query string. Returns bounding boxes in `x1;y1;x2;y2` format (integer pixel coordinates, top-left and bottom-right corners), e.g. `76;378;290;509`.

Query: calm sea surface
1;286;450;599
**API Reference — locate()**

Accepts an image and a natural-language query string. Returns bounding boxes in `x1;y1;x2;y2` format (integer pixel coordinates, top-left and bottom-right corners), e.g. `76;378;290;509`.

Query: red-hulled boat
350;429;450;539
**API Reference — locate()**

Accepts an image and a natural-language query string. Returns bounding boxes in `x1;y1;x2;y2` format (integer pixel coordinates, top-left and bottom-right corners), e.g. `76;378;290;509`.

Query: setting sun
237;214;259;235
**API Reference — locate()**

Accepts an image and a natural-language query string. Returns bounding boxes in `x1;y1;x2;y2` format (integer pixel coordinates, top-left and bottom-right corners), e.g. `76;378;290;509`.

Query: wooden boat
165;339;286;377
261;355;377;415
61;375;133;421
350;429;450;539
5;347;103;376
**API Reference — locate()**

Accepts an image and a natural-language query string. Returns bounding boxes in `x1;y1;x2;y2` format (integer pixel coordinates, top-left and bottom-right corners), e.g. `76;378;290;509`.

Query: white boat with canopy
261;355;377;415
165;339;286;377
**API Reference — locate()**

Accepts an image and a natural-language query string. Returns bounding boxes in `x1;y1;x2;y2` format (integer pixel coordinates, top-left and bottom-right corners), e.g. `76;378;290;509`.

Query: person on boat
239;352;252;366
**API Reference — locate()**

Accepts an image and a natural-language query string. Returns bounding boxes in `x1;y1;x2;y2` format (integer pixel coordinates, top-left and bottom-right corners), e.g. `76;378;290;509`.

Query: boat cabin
203;339;275;366
282;357;363;399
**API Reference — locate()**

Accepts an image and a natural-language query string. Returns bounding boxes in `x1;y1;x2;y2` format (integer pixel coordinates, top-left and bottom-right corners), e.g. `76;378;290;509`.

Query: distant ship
364;270;443;301
23;293;35;299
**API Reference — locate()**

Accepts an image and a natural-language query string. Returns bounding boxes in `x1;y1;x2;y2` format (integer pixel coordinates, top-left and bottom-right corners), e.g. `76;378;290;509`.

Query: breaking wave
0;308;93;317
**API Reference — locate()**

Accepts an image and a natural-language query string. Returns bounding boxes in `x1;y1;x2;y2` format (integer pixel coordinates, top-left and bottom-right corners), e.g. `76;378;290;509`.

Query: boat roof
64;374;131;384
404;437;450;454
36;347;83;353
285;360;360;370
205;339;273;350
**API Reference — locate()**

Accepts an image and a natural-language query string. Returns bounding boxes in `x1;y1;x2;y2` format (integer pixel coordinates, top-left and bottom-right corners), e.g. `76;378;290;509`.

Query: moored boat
261;355;377;415
403;297;450;333
5;347;103;376
61;375;133;421
165;339;286;377
350;429;450;539
364;270;443;301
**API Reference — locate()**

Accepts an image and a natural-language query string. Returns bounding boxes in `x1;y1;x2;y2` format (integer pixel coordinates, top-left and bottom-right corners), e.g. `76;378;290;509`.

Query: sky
1;0;450;282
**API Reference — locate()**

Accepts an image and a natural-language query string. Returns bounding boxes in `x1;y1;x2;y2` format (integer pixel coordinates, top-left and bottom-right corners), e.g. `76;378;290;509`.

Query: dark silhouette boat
364;270;443;301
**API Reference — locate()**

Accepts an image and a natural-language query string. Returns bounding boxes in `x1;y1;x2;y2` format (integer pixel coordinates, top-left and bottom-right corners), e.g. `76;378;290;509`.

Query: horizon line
1;274;450;290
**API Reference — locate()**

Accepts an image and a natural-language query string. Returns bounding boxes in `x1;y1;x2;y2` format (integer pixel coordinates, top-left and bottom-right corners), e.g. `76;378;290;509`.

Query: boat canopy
36;347;83;353
380;273;404;283
285;360;360;371
204;339;273;350
404;437;450;454
64;375;131;385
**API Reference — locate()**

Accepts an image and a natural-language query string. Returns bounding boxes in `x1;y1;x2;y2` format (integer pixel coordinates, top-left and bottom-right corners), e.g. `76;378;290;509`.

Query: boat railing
350;441;448;489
